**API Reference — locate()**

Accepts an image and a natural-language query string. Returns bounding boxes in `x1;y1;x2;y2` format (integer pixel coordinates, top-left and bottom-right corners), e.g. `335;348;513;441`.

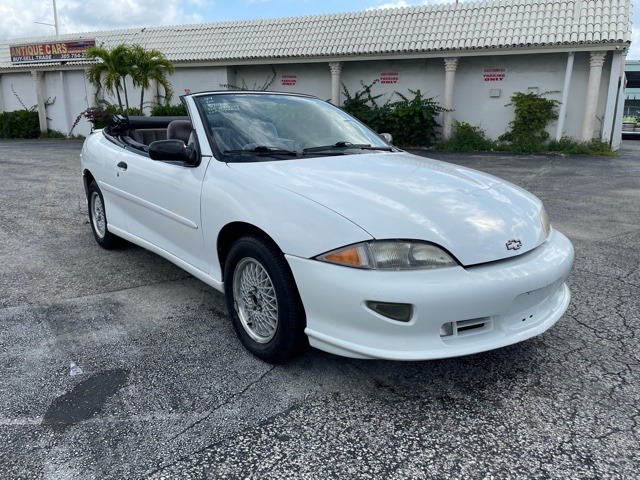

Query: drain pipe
556;52;575;141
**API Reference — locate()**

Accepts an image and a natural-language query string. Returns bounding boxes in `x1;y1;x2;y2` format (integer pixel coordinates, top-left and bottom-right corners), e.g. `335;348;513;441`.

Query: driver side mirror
148;140;199;166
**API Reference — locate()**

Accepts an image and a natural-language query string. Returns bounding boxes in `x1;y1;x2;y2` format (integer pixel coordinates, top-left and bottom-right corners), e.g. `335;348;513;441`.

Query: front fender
201;160;373;282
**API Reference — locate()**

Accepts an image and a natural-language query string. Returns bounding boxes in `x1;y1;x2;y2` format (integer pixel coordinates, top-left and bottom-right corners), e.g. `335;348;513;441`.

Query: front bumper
286;230;574;360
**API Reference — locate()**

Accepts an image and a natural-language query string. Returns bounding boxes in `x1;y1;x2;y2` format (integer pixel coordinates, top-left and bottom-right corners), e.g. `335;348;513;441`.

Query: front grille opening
441;317;492;338
457;322;485;333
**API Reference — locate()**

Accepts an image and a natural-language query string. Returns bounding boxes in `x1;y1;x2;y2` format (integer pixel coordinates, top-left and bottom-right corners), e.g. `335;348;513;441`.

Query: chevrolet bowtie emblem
506;239;522;251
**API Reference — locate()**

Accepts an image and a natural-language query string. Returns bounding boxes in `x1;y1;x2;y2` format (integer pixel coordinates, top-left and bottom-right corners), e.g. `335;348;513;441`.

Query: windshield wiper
224;145;299;156
302;141;393;153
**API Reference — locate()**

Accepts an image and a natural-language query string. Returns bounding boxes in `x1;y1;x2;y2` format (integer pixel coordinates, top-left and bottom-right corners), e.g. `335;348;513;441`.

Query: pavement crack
516;158;556;189
168;365;277;442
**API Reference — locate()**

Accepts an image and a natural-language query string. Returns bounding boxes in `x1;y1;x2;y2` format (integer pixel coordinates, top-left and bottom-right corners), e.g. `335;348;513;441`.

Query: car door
111;146;211;273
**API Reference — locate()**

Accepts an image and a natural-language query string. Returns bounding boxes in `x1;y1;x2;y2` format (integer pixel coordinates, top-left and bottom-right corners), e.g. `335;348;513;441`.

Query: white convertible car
81;91;574;363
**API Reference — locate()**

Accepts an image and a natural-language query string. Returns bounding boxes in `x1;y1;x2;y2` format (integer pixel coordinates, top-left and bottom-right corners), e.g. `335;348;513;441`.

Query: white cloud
0;1;58;40
368;0;460;10
628;26;640;60
0;0;204;40
368;1;410;9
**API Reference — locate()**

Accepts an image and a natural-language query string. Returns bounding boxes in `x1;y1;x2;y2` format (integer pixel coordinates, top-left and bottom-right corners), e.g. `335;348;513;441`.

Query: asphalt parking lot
1;139;638;479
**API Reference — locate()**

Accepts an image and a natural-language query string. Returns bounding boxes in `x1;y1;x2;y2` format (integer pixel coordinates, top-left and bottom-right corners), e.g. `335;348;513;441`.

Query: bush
437;122;497;152
499;91;560;152
0;109;40;139
39;129;66;139
341;80;391;133
386;90;443;146
80;105;116;130
545;138;614;156
151;104;187;116
341;81;443;147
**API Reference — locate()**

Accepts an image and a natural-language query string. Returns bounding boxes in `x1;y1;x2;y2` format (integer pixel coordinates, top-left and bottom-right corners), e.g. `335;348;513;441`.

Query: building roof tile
0;0;632;69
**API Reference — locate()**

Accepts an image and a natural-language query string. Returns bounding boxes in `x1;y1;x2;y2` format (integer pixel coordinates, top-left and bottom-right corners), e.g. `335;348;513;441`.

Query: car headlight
540;206;551;238
316;240;458;270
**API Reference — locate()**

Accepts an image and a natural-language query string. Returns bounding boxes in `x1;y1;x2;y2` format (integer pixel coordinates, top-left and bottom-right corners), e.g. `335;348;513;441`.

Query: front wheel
87;181;121;249
224;236;306;363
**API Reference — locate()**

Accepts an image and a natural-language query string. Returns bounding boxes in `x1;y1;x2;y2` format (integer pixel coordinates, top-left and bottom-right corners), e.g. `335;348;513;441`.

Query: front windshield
194;93;393;161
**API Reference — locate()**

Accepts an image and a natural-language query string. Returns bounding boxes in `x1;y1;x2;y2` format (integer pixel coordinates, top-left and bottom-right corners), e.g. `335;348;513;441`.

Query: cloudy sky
1;0;638;58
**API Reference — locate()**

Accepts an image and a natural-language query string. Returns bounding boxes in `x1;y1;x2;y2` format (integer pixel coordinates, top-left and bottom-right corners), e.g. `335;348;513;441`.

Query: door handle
117;161;128;170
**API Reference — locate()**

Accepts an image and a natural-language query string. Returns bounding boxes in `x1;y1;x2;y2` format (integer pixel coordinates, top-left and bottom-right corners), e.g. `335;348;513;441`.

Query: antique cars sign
9;39;95;64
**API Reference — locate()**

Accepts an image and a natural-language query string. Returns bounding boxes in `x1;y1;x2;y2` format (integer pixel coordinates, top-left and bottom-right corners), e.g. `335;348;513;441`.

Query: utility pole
34;0;60;36
53;0;59;37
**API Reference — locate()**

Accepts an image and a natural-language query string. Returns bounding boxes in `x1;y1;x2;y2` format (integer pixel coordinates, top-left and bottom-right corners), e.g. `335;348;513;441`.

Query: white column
610;56;627;151
59;71;70;134
581;51;607;142
31;70;48;134
329;62;343;106
442;57;460;141
0;74;4;113
601;51;623;144
555;52;575;141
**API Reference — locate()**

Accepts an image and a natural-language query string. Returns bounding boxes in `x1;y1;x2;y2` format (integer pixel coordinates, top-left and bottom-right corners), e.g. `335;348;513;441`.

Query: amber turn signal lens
324;247;364;267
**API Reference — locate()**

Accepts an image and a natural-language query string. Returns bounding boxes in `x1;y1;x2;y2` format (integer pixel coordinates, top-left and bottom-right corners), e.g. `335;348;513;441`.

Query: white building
0;0;632;148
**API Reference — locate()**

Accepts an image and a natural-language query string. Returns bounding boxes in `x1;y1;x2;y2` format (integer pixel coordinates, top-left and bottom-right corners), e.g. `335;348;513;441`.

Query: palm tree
86;44;133;113
130;45;175;113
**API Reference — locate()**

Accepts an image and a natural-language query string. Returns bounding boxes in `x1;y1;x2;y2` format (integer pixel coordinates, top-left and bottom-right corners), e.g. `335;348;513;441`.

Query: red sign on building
281;74;297;86
483;68;507;82
380;72;399;84
9;39;96;64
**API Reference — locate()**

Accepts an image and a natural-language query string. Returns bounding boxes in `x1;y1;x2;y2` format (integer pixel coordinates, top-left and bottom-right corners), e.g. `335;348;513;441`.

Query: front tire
224;235;306;363
87;181;120;249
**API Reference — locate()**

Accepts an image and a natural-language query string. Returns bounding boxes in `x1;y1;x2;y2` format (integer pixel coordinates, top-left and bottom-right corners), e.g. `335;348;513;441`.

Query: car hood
228;152;546;266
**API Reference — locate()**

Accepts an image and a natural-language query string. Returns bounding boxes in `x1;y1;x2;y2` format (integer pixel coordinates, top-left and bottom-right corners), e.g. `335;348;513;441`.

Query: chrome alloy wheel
90;191;106;239
233;257;279;343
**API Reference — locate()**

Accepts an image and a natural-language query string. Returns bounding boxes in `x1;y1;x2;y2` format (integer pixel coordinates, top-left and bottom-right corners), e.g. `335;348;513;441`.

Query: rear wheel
88;181;120;249
224;235;306;363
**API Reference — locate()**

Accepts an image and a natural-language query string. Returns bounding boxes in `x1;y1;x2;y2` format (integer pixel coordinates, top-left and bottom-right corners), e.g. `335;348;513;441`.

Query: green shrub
499;91;560;152
0;109;40;139
386;90;443;147
341;80;391;133
39;129;66;139
437;122;497;152
150;103;187;116
545;138;614;156
341;81;443;147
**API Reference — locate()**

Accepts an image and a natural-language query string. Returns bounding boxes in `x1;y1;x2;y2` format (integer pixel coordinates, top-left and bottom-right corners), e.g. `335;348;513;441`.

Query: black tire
224;235;306;363
87;181;121;249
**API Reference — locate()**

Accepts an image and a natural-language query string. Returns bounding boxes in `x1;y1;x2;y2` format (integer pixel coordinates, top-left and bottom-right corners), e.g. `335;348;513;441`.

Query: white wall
229;54;613;143
341;58;445;107
169;66;231;100
231;63;332;98
41;70;93;136
1;72;37;112
0;52;616;143
452;52;612;141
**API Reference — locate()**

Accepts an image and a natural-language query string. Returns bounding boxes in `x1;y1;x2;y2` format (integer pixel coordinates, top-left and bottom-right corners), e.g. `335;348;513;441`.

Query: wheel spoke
233;257;279;344
91;192;106;238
